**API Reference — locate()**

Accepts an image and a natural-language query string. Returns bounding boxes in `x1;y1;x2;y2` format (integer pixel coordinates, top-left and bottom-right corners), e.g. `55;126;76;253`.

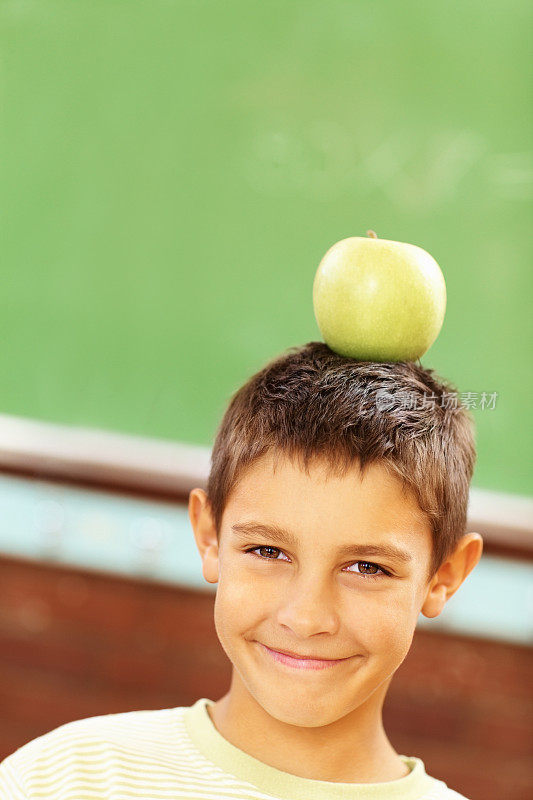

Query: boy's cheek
213;572;268;641
346;597;419;662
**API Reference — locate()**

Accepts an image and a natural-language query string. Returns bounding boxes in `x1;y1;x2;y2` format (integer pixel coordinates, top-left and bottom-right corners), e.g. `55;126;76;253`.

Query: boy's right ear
188;488;219;584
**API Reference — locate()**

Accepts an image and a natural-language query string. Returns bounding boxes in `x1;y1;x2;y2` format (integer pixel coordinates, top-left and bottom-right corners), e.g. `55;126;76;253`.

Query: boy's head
189;341;482;728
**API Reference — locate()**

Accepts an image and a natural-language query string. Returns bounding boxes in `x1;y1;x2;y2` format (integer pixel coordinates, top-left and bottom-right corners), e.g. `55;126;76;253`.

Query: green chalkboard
1;0;531;496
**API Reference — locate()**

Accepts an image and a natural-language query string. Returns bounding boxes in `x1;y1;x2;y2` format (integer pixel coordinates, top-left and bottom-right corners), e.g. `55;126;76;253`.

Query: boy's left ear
421;532;483;619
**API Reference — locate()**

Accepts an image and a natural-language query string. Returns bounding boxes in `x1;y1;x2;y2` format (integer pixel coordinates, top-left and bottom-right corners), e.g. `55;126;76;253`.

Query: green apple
312;231;447;361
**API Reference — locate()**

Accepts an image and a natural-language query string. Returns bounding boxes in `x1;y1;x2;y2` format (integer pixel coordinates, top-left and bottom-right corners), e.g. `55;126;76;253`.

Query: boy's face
196;452;436;729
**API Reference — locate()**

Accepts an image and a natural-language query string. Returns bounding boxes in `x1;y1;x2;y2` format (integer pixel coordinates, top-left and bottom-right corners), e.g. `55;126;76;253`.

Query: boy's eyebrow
230;521;413;564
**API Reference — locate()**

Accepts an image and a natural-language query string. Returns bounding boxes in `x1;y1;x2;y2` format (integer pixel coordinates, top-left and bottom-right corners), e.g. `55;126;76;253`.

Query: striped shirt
0;697;469;799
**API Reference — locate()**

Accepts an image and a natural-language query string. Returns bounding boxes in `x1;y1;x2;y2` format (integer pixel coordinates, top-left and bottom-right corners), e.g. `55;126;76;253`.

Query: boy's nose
275;574;340;637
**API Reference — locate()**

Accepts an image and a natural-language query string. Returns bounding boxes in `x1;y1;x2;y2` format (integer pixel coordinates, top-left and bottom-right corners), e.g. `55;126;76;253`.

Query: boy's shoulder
432;788;470;800
4;704;185;757
0;706;189;797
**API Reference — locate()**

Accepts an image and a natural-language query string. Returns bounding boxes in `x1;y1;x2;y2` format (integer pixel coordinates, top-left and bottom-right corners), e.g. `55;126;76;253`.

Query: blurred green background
1;0;531;495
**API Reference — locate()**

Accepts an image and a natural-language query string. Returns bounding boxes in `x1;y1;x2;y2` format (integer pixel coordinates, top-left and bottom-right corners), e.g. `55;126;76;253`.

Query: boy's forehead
229;451;428;535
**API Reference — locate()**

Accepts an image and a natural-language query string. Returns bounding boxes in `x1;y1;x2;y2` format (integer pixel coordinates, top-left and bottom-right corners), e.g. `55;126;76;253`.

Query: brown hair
206;341;477;580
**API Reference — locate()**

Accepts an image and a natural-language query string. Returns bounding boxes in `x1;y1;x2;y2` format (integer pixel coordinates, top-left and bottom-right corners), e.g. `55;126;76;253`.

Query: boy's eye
247;545;288;561
345;561;389;580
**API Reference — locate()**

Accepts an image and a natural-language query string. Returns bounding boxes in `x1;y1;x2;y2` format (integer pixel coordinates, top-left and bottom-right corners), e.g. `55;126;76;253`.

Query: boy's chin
252;690;352;729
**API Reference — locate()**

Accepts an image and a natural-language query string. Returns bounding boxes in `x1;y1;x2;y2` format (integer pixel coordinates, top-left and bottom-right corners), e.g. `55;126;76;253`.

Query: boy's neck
207;675;410;784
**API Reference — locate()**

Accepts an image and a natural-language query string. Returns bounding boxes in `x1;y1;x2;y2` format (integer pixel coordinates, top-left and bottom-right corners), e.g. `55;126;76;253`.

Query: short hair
206;341;477;581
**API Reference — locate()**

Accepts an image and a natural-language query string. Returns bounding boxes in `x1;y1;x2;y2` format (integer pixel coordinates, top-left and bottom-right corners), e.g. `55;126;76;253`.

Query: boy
0;341;483;799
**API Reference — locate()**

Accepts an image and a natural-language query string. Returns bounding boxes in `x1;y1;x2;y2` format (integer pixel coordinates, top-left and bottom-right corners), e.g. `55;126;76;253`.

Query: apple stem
366;230;378;239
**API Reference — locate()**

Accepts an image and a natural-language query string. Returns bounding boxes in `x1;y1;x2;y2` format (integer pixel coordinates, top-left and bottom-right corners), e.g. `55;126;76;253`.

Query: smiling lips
257;642;354;670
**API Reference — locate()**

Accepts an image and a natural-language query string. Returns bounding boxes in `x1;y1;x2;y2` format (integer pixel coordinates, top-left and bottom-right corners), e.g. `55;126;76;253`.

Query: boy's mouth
256;641;354;670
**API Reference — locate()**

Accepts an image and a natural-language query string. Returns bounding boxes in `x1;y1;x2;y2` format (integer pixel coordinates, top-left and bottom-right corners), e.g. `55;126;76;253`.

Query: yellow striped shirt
0;698;468;799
